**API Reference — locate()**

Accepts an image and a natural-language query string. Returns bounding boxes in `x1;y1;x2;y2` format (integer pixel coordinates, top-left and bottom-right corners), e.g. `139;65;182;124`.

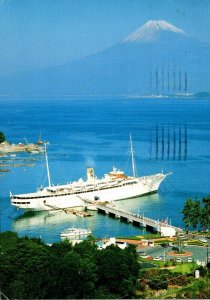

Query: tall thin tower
173;70;176;91
156;125;159;160
162;127;164;160
179;71;182;92
178;127;182;160
149;68;153;93
184;124;187;160
173;128;176;160
167;127;170;160
156;69;159;92
162;68;164;91
149;128;152;160
167;69;170;91
184;71;188;92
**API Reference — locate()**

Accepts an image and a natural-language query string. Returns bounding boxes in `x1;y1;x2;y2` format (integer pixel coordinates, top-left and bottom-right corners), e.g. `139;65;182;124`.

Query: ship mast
130;133;137;178
44;143;51;187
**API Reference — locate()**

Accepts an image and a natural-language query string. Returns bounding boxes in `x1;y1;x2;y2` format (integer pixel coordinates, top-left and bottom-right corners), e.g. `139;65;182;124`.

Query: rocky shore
0;141;44;154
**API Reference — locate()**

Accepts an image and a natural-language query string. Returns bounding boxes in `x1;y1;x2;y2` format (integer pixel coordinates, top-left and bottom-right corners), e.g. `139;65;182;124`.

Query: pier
46;195;183;235
78;195;183;234
95;204;183;234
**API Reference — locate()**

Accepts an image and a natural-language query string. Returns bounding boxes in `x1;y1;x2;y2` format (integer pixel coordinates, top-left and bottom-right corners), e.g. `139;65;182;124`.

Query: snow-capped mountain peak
124;20;185;43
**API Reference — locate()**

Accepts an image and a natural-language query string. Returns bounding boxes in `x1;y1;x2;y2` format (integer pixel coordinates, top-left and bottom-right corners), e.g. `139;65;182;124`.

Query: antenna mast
130;133;137;178
45;143;51;187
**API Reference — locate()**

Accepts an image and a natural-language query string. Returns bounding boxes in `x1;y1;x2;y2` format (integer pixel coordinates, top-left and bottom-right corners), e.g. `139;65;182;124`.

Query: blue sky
0;0;210;75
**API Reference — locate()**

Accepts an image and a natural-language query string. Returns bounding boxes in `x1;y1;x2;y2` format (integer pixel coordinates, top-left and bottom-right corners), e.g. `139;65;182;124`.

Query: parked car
199;238;208;243
187;257;192;262
153;256;162;261
137;251;147;256
176;257;182;262
140;254;150;259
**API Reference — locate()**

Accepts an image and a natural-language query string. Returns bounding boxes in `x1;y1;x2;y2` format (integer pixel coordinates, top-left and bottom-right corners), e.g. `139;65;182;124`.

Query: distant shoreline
0;92;210;101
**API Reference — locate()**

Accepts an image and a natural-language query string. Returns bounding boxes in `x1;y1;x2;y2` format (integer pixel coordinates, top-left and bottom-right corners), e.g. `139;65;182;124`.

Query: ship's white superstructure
10;137;170;211
60;227;92;239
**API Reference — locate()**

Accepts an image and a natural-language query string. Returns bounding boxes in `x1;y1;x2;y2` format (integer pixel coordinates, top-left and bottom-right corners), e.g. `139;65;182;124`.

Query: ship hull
11;173;166;211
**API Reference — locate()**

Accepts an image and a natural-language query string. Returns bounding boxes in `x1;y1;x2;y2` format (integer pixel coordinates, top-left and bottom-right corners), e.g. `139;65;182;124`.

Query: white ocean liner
10;136;169;211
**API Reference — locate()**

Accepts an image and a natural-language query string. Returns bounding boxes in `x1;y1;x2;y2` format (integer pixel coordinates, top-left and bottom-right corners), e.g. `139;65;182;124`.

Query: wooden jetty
63;208;93;217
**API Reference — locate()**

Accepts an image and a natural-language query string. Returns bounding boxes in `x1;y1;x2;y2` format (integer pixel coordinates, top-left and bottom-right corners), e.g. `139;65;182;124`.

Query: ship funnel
87;167;95;182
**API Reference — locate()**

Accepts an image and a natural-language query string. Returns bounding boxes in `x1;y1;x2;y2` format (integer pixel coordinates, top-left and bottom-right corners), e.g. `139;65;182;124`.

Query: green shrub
0;131;6;144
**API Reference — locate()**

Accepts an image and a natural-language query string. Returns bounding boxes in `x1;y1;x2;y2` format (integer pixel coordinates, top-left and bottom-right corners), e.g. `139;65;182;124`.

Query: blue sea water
0;97;210;243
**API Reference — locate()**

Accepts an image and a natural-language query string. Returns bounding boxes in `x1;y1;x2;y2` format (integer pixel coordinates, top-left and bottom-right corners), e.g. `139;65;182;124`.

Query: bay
0;97;209;243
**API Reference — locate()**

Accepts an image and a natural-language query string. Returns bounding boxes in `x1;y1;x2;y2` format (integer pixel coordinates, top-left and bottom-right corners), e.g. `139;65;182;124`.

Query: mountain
1;20;210;96
124;20;185;43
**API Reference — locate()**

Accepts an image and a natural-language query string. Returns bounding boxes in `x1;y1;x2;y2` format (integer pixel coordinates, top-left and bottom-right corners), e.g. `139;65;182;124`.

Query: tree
202;196;210;205
182;198;203;231
59;251;83;299
148;274;168;290
7;280;26;299
0;236;54;299
175;231;185;253
201;196;210;231
50;239;73;257
0;233;140;299
0;131;6;144
73;239;98;259
0;231;19;252
191;198;201;230
182;198;194;230
78;257;97;298
96;244;139;298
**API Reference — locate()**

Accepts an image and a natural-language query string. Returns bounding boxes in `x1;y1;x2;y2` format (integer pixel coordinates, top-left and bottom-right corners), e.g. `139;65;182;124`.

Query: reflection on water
12;194;160;231
12;209;99;242
11;194;161;243
12;210;87;230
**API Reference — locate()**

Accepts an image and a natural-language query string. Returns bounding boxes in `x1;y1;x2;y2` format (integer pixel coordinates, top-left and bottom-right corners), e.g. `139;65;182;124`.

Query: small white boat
60;227;92;238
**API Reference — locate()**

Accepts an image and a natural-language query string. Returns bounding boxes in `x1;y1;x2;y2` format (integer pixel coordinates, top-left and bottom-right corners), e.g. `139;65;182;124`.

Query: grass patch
142;233;162;239
117;233;162;240
149;260;167;267
171;263;196;274
174;250;186;254
187;240;206;246
117;236;142;240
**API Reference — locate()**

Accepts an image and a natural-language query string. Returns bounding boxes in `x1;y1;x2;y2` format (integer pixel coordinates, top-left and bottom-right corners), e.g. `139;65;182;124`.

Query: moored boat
10;135;171;211
60;227;92;239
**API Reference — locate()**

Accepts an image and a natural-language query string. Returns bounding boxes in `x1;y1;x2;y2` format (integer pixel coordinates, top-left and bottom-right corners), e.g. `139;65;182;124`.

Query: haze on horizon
0;0;210;76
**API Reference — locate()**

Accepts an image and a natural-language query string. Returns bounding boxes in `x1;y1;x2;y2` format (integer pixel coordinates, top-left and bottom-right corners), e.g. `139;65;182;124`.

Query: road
138;244;209;263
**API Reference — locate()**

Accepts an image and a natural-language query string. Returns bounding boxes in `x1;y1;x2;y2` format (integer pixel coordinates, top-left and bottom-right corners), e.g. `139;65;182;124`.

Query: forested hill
0;232;139;299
